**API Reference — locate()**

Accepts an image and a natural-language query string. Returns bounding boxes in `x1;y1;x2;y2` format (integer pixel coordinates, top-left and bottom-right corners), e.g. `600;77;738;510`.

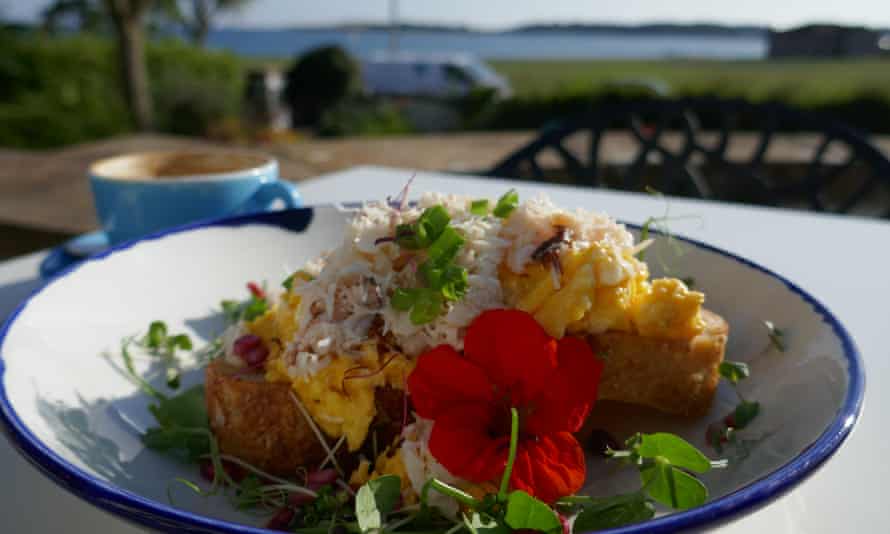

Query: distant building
769;25;884;58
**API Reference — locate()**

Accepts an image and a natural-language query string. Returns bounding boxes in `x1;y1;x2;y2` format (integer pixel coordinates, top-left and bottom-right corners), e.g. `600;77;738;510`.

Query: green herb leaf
420;262;468;301
142;426;211;461
148;385;208;429
282;274;295;291
504;490;561;532
409;288;444;325
221;300;242;323
168;334;193;351
438;265;468;301
146;321;168;349
426;226;465;265
367;475;402;516
681;276;696;288
733;400;761;429
493;189;519;218
397;206;450;249
390;288;418;311
355;475;401;532
718;361;750;385
165;367;181;390
572;493;655;531
242;296;268;322
470;199;490;216
641;460;708;510
635;433;711;473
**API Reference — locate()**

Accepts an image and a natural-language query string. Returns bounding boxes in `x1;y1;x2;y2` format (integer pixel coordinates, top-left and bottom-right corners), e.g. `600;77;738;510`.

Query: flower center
488;401;533;439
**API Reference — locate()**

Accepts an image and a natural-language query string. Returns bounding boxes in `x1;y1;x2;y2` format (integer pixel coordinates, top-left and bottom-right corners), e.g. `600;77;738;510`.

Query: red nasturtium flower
407;309;605;503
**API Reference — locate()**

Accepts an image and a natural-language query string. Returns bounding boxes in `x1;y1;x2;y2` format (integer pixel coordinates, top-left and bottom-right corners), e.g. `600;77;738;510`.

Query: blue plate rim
0;205;865;533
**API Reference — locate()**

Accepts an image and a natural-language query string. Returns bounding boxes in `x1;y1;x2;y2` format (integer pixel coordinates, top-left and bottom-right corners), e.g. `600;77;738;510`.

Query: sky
3;0;889;30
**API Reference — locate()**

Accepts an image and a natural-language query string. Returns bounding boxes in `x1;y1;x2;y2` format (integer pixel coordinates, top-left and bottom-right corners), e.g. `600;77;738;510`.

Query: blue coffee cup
89;151;302;244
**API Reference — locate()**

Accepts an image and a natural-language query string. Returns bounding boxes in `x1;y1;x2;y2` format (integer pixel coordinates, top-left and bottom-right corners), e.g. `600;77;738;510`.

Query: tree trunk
106;0;153;130
191;0;211;47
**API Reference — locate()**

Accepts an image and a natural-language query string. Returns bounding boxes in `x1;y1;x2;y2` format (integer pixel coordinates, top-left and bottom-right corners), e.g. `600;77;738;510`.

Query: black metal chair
487;98;890;217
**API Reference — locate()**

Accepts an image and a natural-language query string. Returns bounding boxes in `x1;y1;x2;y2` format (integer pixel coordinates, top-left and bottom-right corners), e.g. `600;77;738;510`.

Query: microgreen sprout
709;358;763;453
136;321;193;389
763;320;786;352
636;187;701;275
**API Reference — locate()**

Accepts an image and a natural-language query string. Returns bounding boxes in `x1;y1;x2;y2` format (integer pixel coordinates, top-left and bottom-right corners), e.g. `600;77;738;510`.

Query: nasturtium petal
463;309;557;404
406;345;495;419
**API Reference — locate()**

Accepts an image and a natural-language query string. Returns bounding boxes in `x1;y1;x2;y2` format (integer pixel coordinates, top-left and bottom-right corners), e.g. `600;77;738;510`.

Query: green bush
317;98;413;137
466;86;890;135
0;33;131;148
0;32;244;148
148;40;243;136
283;45;361;127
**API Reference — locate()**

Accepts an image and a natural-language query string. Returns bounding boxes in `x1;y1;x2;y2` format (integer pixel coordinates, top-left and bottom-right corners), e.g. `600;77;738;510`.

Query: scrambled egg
501;243;704;340
266;346;414;452
246;284;415;453
349;447;417;504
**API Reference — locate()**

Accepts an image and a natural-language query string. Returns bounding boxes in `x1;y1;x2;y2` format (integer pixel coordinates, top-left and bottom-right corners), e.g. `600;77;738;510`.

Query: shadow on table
0;277;43;321
0;223;75;262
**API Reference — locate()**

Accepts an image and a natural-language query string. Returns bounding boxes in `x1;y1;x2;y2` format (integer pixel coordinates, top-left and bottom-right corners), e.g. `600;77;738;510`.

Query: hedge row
0;32;243;148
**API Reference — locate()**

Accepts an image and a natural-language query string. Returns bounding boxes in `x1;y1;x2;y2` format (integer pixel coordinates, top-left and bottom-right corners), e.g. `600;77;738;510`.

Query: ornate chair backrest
487;98;890;217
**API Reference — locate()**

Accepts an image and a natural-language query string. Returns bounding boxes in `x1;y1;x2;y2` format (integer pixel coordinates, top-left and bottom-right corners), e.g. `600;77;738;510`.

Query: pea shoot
130;320;193;389
763;320;786;352
709;359;762;452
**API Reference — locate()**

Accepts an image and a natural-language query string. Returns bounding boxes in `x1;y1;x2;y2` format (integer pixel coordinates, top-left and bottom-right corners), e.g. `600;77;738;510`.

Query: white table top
1;165;888;533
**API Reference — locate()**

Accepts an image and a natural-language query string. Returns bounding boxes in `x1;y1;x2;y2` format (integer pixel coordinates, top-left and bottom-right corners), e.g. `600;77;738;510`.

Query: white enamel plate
0;206;864;533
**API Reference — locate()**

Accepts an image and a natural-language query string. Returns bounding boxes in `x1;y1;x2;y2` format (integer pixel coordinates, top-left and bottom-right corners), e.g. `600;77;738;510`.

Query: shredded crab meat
284;192;641;376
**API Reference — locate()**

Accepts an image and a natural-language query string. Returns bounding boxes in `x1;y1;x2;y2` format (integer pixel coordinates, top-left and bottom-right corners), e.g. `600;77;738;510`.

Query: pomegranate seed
233;335;268;368
233;334;262;356
242;344;269;368
199;459;214;482
723;413;737;427
247;282;266;300
198;459;247;484
266;507;295;531
306;469;338;489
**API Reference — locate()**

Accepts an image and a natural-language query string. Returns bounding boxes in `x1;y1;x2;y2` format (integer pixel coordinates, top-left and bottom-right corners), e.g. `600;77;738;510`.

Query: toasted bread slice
590;309;728;417
205;358;326;476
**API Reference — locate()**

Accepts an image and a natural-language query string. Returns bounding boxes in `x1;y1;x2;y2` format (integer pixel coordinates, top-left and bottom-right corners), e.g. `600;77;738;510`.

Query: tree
283;46;361;127
42;0;107;34
103;0;154;130
183;0;248;47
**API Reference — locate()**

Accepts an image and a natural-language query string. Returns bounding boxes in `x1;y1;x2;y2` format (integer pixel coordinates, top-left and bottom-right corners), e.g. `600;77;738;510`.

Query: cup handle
238;181;303;214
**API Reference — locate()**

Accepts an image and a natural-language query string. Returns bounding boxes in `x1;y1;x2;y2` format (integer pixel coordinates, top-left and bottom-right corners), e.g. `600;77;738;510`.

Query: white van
360;53;512;99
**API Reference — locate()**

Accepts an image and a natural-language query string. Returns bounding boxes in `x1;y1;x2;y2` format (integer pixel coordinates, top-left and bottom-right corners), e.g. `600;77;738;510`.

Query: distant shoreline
214;22;890;36
218;22;769;36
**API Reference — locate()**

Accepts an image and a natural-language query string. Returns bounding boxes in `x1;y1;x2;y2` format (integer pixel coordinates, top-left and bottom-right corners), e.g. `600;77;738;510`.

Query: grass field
488;59;890;104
